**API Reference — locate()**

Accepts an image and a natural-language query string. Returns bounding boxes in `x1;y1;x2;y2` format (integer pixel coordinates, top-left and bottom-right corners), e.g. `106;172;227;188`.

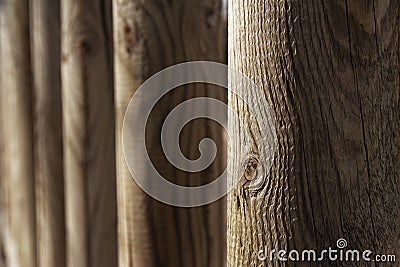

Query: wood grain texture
0;13;5;267
61;0;117;266
228;0;399;266
0;0;37;266
31;0;66;266
113;0;226;266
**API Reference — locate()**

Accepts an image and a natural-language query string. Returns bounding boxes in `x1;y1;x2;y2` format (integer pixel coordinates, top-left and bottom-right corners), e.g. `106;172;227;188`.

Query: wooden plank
227;0;400;265
0;0;36;266
61;0;117;266
0;12;5;267
113;0;226;266
30;0;66;266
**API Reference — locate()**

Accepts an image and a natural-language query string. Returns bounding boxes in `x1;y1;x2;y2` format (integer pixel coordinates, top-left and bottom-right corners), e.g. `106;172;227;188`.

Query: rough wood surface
228;0;399;266
31;0;66;266
61;0;117;266
0;0;37;266
113;0;226;266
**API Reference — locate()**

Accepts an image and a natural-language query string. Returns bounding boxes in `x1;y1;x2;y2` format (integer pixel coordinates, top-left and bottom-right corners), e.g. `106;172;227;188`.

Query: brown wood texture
113;0;226;266
61;0;117;266
0;13;3;267
0;0;37;266
228;0;399;266
31;0;66;266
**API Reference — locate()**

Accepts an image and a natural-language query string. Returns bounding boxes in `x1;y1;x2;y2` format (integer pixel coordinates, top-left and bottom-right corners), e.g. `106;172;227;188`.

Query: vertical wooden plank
30;0;66;266
0;12;5;267
227;0;400;266
0;0;36;266
113;2;154;265
113;0;226;266
61;0;117;266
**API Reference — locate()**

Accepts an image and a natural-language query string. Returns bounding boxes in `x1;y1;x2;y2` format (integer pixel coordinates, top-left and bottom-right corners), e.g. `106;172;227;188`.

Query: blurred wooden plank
0;0;36;266
30;0;66;266
113;1;226;266
112;1;154;262
0;12;5;267
61;0;117;267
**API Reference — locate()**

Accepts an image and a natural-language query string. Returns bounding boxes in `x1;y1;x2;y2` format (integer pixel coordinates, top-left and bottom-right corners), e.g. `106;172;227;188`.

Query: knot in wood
243;154;259;181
